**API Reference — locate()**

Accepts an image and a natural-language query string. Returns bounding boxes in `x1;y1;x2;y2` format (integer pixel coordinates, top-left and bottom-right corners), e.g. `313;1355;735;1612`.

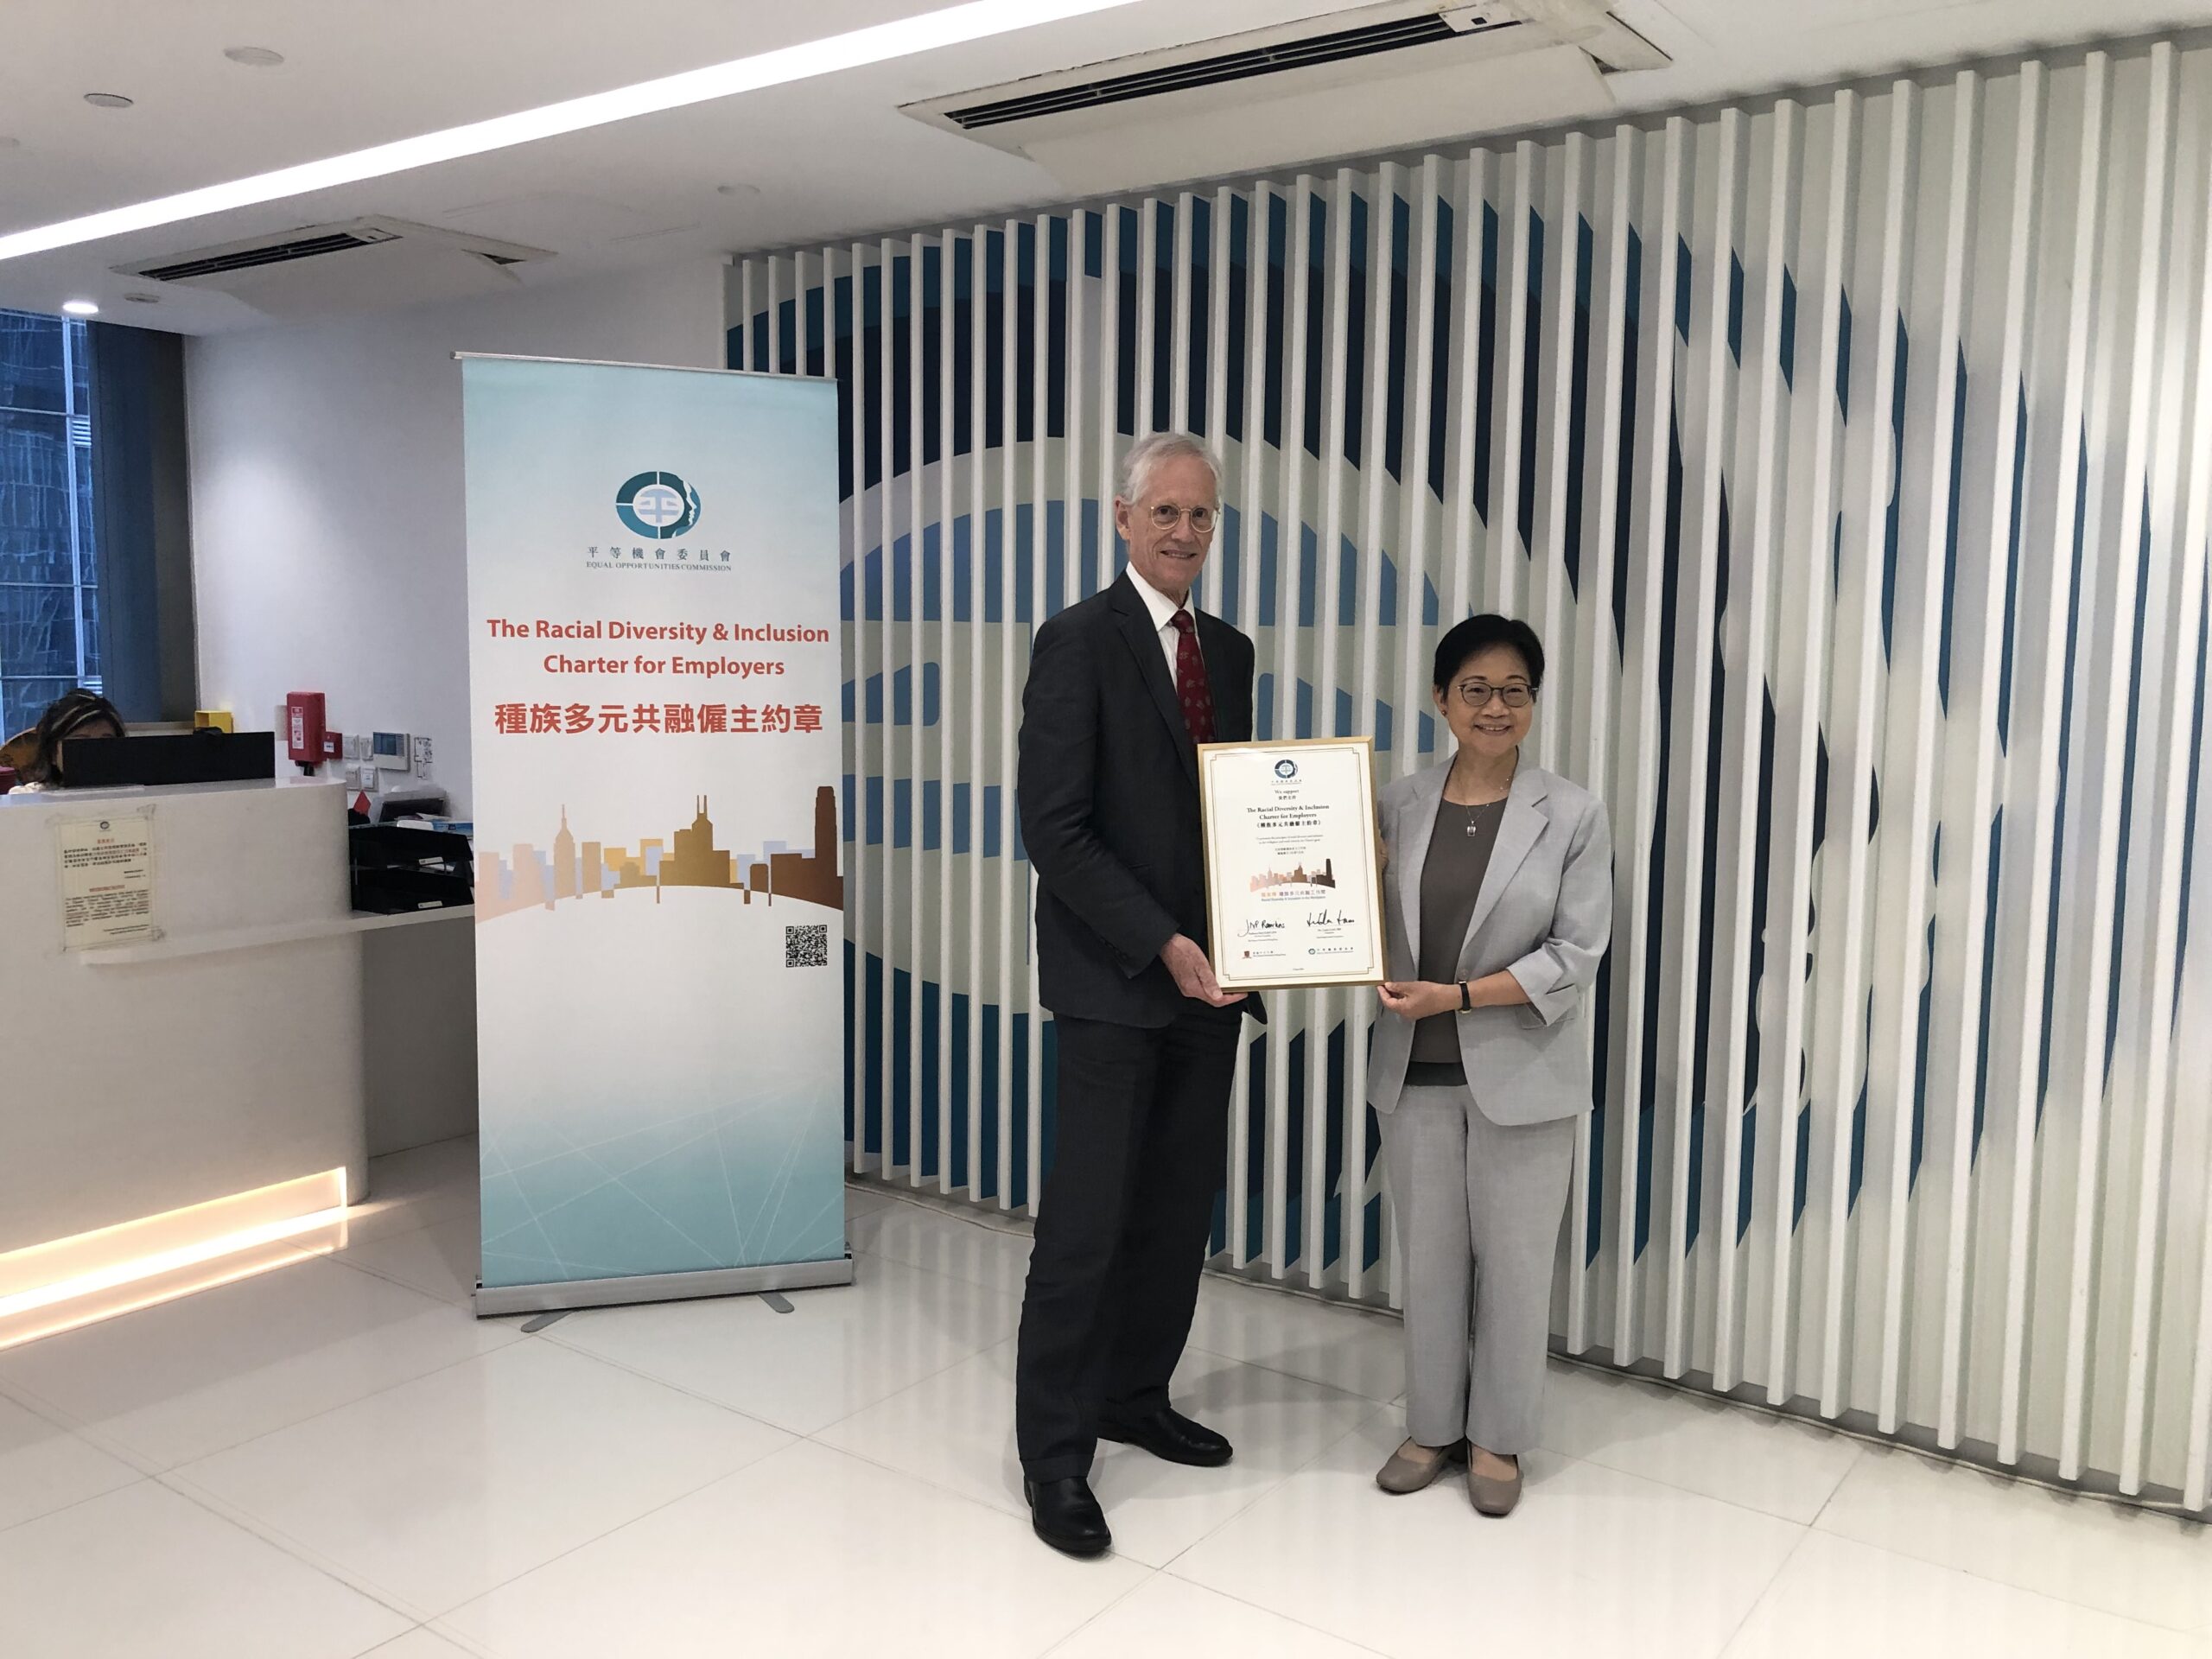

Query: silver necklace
1448;756;1516;835
1460;798;1504;836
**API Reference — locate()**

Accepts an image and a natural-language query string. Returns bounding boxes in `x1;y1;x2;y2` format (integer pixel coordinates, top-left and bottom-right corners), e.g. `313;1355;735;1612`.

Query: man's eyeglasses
1146;504;1217;535
1452;681;1535;709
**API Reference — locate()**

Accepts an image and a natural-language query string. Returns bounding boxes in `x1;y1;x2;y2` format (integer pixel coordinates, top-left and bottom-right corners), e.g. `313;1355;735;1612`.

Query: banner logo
1274;758;1299;779
615;470;702;539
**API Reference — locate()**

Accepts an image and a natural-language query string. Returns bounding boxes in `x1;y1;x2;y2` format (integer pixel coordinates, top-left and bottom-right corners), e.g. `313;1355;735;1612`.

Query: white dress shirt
1125;563;1195;690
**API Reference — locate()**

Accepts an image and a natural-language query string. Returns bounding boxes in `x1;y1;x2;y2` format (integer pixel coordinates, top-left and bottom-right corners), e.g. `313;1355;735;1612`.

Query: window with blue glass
0;309;100;740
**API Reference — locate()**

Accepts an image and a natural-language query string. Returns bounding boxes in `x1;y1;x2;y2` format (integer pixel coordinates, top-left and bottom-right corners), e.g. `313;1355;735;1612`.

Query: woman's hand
1377;981;1459;1022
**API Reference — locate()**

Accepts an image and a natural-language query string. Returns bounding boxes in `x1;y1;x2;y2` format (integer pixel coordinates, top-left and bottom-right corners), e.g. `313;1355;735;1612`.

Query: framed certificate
1198;736;1386;992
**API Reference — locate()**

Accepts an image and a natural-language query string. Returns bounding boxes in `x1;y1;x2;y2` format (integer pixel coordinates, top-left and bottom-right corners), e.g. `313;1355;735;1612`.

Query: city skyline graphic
477;783;842;918
1249;856;1338;893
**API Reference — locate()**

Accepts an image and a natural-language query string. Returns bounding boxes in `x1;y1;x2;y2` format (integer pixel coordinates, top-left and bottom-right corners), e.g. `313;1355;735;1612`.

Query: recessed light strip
0;0;1139;264
0;1166;350;1319
0;1201;352;1320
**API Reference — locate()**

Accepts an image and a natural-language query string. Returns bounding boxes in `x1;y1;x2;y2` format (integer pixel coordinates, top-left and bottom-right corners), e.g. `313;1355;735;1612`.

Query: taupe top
1410;796;1508;1066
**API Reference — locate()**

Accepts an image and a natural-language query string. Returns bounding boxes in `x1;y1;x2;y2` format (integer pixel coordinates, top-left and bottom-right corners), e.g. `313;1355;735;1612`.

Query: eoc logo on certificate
1198;737;1386;993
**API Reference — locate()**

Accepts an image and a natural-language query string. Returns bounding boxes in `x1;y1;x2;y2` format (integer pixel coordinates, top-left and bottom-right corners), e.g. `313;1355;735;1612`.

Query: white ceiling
3;0;2208;333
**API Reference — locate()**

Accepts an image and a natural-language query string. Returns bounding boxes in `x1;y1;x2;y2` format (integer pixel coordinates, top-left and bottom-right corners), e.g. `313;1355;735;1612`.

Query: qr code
785;924;830;969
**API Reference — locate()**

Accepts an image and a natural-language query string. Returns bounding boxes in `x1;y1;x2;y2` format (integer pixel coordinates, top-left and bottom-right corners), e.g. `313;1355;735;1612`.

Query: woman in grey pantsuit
1367;615;1612;1517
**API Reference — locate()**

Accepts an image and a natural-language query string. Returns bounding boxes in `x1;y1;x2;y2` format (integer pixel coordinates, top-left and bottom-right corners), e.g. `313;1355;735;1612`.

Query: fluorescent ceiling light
61;299;99;315
0;0;1140;264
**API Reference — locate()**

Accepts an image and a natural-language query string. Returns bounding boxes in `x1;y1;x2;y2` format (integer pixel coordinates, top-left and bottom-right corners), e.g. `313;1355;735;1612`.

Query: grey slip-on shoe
1374;1439;1468;1495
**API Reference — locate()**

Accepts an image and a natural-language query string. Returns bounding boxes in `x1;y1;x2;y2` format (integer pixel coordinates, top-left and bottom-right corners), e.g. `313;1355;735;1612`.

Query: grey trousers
1381;1083;1576;1454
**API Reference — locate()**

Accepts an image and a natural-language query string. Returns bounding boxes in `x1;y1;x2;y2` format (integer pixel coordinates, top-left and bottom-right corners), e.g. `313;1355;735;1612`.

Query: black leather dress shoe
1024;1476;1111;1557
1096;1407;1234;1467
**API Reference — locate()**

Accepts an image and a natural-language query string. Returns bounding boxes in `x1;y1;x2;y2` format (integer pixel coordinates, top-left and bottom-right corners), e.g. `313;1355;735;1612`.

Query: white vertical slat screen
994;218;1019;1213
2059;42;2178;1484
875;234;899;1198
906;232;927;1194
1027;213;1052;1222
1346;158;1401;1305
1709;98;1796;1396
2119;56;2205;1493
1871;71;1974;1436
1445;152;1483;659
1303;168;1346;1292
1932;62;2039;1451
836;243;863;1181
1612;116;1684;1369
1665;104;1740;1380
936;231;957;1199
1229;183;1269;1274
1818;79;1916;1419
2158;59;2212;1511
961;230;985;1205
1570;126;1630;1358
733;34;2212;1514
1098;207;1121;585
1763;88;1858;1408
1269;175;1313;1281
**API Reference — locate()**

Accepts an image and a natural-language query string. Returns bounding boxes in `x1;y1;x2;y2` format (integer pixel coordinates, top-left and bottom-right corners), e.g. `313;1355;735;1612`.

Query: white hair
1116;431;1222;505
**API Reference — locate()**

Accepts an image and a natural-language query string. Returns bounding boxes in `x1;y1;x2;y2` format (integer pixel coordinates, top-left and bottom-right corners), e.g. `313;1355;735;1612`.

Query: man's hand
1160;934;1244;1007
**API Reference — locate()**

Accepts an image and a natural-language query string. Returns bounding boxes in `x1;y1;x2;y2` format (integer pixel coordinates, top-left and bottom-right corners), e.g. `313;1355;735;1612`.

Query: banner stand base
473;1254;855;1319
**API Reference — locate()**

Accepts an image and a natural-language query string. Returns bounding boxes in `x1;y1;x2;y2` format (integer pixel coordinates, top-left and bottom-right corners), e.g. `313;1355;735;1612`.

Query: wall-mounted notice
56;813;156;950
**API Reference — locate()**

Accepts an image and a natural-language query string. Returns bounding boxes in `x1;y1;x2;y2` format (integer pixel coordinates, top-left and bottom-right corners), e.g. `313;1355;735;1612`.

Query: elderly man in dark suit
1014;431;1255;1557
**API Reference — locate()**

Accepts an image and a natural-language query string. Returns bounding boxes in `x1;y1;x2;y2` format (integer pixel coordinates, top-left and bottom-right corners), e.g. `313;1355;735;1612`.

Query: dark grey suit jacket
1016;572;1256;1028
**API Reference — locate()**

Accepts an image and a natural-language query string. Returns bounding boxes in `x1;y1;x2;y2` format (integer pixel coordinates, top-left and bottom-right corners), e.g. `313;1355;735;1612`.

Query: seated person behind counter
2;690;124;793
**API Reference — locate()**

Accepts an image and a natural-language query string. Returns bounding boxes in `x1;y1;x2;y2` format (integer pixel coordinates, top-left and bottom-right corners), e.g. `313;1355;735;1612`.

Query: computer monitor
60;731;277;788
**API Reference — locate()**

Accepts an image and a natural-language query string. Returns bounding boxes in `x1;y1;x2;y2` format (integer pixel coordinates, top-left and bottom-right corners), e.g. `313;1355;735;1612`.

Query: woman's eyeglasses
1146;504;1217;535
1452;681;1535;709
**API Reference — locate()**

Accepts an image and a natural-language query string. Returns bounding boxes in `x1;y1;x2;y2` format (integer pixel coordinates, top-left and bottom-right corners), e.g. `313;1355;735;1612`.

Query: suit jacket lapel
1111;574;1198;786
1458;764;1549;970
1196;615;1234;741
1395;762;1448;969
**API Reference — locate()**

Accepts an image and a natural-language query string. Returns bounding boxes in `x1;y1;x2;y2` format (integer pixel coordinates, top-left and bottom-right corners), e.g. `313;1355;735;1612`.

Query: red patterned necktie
1169;609;1216;744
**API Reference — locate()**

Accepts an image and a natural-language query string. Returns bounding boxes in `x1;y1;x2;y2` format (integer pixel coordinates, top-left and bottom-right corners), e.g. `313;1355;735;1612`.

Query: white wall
186;258;728;817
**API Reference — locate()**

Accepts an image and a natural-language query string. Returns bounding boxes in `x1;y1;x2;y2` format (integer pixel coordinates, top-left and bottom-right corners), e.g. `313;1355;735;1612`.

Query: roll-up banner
459;353;851;1315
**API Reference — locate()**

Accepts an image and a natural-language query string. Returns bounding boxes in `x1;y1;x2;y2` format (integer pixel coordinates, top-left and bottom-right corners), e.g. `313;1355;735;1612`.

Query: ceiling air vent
114;217;551;322
133;227;401;283
944;10;1521;131
904;1;1668;197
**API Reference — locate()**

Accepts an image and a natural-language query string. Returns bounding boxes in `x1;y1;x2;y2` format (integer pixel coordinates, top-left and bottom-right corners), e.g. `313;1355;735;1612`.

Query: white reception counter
0;778;449;1344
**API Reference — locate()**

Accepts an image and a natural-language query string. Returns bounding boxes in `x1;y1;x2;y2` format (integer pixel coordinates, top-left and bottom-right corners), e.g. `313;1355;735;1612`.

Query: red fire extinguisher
286;691;326;773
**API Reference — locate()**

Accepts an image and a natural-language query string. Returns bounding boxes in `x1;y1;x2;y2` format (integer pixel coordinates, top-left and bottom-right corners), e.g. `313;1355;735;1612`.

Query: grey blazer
1367;759;1613;1125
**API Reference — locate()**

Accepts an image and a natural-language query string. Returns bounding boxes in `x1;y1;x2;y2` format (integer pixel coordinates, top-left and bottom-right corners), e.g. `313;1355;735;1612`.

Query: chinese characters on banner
492;701;824;735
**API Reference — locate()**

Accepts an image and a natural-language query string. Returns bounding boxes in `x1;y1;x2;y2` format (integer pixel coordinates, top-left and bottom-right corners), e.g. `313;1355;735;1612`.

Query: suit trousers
1381;1083;1575;1455
1014;1005;1240;1481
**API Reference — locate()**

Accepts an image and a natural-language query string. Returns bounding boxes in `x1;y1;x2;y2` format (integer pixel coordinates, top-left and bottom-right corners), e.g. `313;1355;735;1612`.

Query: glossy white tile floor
5;1136;2209;1659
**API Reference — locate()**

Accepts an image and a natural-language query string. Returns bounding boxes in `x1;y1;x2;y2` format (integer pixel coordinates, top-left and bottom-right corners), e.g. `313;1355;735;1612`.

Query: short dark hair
28;689;124;785
1433;614;1544;694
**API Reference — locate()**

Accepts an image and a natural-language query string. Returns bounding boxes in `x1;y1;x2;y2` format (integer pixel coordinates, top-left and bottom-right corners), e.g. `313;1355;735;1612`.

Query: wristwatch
1459;980;1472;1011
